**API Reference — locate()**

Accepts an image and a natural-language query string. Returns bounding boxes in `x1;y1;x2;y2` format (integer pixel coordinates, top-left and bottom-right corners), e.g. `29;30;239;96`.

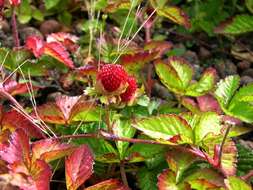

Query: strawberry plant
0;0;253;189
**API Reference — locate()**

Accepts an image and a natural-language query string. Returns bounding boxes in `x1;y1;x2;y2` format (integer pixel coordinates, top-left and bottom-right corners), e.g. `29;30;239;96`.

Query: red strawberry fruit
96;64;128;95
120;76;137;102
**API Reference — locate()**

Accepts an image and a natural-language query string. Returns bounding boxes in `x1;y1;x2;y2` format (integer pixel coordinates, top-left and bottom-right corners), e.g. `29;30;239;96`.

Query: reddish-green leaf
157;169;190;190
44;42;75;69
65;145;94;190
166;149;197;183
157;6;191;29
215;14;253;35
206;140;237;176
144;40;173;57
36;102;65;124
185;168;224;189
36;95;99;124
85;179;129;190
132;114;193;145
32;139;75;163
120;51;157;79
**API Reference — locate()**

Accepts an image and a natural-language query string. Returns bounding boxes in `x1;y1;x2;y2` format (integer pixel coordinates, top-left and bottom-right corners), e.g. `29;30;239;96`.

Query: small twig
53;130;164;145
120;161;129;188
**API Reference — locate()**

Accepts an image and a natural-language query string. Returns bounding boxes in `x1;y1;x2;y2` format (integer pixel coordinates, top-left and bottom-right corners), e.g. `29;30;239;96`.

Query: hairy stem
11;10;20;48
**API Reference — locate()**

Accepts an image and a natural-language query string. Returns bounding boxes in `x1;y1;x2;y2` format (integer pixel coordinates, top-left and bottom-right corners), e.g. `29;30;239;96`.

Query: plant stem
105;106;112;133
120;161;129;188
11;10;20;48
241;170;253;181
218;124;232;166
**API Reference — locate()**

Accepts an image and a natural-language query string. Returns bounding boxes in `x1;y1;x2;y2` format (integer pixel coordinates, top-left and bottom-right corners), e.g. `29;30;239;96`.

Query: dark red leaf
25;36;44;58
65;145;94;190
44;42;75;69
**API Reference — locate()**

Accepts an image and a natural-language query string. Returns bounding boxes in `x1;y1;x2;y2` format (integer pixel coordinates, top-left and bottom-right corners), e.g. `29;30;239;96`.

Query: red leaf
32;139;75;163
30;159;52;190
44;42;75;69
2;109;44;138
47;32;79;52
3;80;41;96
25;36;45;58
1;159;52;190
197;95;222;114
86;179;129;190
65;145;94;190
0;129;30;166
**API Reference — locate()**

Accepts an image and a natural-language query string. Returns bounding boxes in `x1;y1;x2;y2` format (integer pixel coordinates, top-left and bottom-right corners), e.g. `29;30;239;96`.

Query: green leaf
58;11;72;26
17;0;32;24
215;14;253;35
44;0;60;10
126;136;166;163
157;6;191;29
113;120;136;159
137;167;161;190
194;112;222;144
236;143;253;176
186;68;216;97
225;176;251;190
132;114;194;145
32;9;44;21
227;84;253;123
155;57;193;95
214;75;240;108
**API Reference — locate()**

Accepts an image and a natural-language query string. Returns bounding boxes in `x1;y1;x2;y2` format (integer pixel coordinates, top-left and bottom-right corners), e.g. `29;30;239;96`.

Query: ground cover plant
0;0;253;189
